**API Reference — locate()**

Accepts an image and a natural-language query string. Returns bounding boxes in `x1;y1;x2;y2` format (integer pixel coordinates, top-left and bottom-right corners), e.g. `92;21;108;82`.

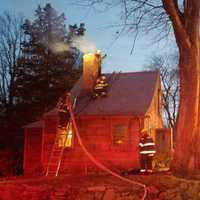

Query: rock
172;195;182;200
147;185;160;194
187;182;200;197
159;176;179;189
94;191;104;200
158;191;166;200
158;189;182;200
78;193;94;200
103;189;115;200
87;186;106;192
119;190;141;200
179;182;188;190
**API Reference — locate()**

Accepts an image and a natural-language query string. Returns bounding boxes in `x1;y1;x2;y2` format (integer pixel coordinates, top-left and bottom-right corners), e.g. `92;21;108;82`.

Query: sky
0;0;174;73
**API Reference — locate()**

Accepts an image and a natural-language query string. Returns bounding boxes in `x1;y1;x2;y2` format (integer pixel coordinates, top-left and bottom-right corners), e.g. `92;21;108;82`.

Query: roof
24;71;159;128
23;120;43;128
71;71;159;116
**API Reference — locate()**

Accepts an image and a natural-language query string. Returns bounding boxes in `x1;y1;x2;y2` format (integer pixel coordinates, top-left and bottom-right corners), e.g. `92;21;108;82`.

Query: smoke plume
48;36;97;54
72;36;97;54
50;42;69;53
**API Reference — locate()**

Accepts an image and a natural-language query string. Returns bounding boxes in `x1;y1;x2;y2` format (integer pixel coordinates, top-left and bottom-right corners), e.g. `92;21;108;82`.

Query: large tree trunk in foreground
163;0;200;175
173;46;200;175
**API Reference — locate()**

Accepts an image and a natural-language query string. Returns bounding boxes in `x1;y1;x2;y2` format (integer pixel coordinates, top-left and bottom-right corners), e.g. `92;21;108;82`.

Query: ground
0;172;200;200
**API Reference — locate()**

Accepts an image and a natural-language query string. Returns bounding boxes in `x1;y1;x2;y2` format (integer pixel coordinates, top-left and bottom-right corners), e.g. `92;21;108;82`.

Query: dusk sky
0;0;174;73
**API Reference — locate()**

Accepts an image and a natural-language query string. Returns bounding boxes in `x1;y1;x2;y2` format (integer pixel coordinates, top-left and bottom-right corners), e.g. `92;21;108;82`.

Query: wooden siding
145;75;163;140
58;116;141;174
42;115;58;168
24;128;43;174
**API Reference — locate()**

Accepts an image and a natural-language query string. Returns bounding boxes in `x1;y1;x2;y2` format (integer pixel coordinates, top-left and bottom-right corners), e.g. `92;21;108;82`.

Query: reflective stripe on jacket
139;136;156;155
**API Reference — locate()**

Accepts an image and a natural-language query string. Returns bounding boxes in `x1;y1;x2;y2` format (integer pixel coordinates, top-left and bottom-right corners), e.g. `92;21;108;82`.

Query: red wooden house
23;52;166;175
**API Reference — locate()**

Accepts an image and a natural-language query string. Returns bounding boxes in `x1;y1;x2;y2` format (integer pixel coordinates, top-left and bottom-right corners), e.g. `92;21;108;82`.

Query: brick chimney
83;51;101;92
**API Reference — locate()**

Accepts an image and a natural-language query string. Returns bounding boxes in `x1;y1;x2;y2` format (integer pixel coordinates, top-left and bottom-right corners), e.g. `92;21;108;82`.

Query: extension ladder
45;122;70;176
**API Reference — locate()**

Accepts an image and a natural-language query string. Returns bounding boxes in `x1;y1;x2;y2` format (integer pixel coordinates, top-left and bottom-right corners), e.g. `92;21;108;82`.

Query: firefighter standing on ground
139;131;156;173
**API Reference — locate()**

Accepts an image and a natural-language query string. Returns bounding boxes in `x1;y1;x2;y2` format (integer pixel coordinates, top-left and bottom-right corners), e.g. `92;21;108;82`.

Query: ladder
45;94;76;176
45;122;70;176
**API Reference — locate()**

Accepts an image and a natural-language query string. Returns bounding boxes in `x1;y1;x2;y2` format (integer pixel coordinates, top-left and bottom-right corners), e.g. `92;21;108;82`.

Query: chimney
83;51;101;92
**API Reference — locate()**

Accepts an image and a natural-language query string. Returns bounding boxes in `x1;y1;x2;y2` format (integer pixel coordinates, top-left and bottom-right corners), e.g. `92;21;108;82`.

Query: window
113;124;128;145
58;121;73;148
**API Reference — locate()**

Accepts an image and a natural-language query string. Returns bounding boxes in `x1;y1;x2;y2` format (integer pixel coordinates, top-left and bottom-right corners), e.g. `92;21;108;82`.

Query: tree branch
162;0;191;49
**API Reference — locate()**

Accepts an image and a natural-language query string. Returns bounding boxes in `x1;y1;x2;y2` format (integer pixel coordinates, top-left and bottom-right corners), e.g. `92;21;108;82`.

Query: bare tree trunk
162;0;200;175
173;47;200;175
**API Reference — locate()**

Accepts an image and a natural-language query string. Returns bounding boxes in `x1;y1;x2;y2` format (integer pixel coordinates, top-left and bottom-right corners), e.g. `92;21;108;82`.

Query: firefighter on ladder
57;94;70;128
139;130;156;174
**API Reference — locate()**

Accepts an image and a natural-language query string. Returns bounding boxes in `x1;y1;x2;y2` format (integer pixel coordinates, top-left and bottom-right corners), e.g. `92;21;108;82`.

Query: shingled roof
23;120;43;128
71;71;159;116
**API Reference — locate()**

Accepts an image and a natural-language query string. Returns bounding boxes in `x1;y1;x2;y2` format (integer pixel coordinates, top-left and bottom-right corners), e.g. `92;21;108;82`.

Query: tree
0;12;24;119
0;12;25;175
16;4;85;122
76;0;200;175
146;53;179;136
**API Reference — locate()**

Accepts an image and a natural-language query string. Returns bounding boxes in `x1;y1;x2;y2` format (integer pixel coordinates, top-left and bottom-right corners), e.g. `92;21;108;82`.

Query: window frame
111;120;130;148
57;121;74;149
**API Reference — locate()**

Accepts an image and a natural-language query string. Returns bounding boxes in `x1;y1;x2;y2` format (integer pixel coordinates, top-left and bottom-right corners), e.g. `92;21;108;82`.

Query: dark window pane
113;124;128;145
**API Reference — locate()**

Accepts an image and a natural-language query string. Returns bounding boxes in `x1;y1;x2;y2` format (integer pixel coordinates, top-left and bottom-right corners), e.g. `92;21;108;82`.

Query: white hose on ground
67;94;147;200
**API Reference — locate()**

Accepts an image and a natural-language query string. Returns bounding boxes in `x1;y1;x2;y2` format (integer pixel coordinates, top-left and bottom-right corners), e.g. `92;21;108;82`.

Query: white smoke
50;42;69;53
72;36;97;54
48;36;97;54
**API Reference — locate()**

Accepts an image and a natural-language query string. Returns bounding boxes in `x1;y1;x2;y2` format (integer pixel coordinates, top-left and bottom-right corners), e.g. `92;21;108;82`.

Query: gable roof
24;71;159;128
23;120;43;128
71;71;159;116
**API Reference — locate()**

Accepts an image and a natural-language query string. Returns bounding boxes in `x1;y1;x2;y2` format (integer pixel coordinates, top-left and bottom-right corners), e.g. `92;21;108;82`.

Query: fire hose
66;93;147;200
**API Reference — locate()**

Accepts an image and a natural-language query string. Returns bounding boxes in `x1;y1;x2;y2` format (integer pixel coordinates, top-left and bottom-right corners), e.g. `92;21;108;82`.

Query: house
23;52;170;175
